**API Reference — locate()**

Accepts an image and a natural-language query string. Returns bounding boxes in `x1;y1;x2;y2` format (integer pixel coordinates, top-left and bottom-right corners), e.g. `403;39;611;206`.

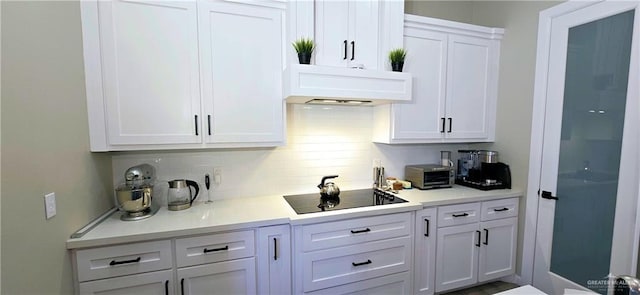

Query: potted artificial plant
292;38;315;65
389;48;407;72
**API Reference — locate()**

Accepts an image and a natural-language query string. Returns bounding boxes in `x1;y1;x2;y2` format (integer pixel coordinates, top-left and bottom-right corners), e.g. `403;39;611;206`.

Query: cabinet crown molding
404;14;505;40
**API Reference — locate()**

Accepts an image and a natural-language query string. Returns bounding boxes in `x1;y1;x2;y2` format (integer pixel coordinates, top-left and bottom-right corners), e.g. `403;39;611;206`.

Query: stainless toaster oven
405;164;455;189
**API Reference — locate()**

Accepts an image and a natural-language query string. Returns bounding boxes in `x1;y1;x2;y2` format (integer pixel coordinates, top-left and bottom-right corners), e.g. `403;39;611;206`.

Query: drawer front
302;236;412;292
75;240;172;282
176;230;255;267
437;202;481;227
301;212;411;252
481;198;519;221
304;271;411;295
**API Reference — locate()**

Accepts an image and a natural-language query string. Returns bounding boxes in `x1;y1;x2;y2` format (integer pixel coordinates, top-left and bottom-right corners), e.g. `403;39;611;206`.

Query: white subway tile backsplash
112;104;469;205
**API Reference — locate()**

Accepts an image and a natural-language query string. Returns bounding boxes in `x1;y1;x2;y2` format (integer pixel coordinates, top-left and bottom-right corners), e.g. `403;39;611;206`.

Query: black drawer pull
494;207;509;212
352;259;372;267
476;230;481;247
203;245;229;253
452;213;469;218
109;256;141;266
424;218;430;237
350;228;371;234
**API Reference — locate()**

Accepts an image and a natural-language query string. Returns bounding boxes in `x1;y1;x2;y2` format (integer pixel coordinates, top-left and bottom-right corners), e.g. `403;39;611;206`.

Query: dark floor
441;281;520;295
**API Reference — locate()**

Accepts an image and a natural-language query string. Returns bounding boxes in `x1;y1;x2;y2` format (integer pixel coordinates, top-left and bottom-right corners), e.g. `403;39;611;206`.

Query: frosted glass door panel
550;10;634;291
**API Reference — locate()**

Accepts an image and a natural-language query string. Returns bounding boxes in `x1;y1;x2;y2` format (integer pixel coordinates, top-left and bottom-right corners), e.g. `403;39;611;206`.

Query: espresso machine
456;150;511;190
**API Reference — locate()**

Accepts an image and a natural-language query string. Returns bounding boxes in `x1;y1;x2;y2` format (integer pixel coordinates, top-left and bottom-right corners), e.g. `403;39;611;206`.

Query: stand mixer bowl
115;184;153;214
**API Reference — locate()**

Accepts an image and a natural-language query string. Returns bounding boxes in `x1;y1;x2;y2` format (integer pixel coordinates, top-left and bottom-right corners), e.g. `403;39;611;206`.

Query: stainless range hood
283;64;413;106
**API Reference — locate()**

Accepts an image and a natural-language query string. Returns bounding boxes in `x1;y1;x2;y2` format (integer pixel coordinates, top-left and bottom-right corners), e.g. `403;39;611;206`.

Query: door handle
180;278;185;295
207;115;212;135
273;237;278;261
351;41;355;60
164;280;169;295
448;118;452;133
541;190;559;200
194;115;199;136
343;40;348;60
441;118;446;133
475;230;481;247
483;228;489;245
424;218;430;237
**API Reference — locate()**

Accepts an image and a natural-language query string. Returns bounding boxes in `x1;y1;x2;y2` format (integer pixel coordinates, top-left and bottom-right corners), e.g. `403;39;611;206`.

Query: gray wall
406;0;561;277
1;1;113;294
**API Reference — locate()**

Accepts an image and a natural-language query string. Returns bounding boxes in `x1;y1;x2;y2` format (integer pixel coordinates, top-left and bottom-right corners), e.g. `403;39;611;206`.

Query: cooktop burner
283;188;408;215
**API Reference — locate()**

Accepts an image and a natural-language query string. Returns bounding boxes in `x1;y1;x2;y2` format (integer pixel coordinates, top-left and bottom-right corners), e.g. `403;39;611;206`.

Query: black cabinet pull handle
194;115;199;136
180;278;185;295
476;230;481;247
352;259;372;267
343;40;348;60
164;280;169;295
541;190;559;200
424;218;430;237
448;118;452;133
494;207;509;212
207;115;212;135
351;41;355;60
350;228;371;234
203;245;229;253
452;213;469;218
483;229;489;245
441;117;446;133
109;256;141;266
273;237;278;261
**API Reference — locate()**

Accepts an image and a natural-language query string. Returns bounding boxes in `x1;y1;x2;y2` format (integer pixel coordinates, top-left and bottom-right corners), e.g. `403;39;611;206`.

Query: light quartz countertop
66;185;523;249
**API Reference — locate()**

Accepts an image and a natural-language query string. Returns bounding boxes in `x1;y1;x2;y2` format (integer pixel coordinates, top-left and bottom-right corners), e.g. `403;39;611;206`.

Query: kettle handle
186;180;200;204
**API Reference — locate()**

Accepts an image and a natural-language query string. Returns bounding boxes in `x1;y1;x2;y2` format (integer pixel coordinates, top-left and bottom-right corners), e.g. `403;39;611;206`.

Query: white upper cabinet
198;1;285;144
81;0;285;151
314;0;380;69
95;0;202;146
373;15;503;144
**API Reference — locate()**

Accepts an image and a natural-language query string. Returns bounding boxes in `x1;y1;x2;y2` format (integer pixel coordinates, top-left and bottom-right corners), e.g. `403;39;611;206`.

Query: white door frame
521;0;640;285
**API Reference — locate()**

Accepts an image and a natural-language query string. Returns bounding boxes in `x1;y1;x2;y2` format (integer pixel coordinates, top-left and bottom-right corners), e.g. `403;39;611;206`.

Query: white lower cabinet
257;225;292;295
434;198;518;293
72;225;292;295
79;269;173;295
414;208;437;295
177;258;256;295
293;212;414;294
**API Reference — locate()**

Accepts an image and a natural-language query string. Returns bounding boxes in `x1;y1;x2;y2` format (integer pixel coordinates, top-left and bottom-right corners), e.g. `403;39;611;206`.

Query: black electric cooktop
283;188;408;214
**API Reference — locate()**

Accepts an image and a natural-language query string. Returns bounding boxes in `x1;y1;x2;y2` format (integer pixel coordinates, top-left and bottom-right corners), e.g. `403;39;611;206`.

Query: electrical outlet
44;192;56;219
213;167;222;186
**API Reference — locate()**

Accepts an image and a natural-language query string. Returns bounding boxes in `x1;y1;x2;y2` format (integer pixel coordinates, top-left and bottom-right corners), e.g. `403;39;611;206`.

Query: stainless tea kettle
318;175;340;197
167;179;200;211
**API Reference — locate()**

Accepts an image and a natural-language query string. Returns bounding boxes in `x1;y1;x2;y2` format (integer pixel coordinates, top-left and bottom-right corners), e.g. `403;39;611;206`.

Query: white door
435;223;480;293
444;35;492;140
178;258;257;295
532;2;640;294
478;218;517;282
98;0;202;145
414;208;438;295
257;225;292;295
198;1;285;144
391;29;447;141
314;0;350;67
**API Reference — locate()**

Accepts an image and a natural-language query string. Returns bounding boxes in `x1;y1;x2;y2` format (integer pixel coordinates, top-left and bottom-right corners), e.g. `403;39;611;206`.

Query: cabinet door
391;29;447;141
178;257;257;295
199;1;284;143
414;208;437;295
257;225;292;295
478;217;517;282
98;0;202;145
444;35;494;140
349;0;380;69
79;269;172;295
314;0;349;67
435;223;480;293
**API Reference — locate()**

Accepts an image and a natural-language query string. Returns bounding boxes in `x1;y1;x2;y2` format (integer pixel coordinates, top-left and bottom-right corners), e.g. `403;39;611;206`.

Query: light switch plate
44;192;56;219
